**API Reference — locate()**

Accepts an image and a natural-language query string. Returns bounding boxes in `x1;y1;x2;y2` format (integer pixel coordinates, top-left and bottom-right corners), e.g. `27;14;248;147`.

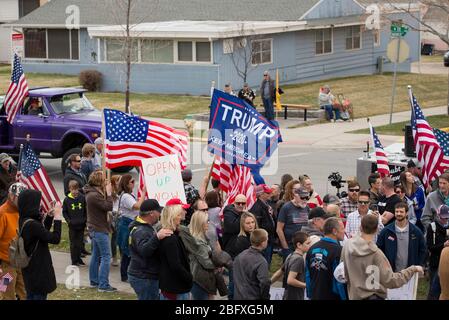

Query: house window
315;29;332;55
176;41;212;63
105;38;138;62
19;0;40;18
24;28;79;60
346;26;361;50
251;39;272;65
373;29;380;47
141;40;173;63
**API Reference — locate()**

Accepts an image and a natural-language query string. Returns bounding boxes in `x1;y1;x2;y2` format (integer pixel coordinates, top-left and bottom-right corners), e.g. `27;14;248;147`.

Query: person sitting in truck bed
27;98;43;116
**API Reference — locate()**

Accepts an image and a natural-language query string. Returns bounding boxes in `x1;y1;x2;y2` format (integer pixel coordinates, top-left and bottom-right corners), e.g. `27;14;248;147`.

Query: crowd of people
0;142;449;301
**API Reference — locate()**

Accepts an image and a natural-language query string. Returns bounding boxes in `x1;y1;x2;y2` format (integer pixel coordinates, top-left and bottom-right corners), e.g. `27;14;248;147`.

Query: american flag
369;121;390;177
434;128;449;168
0;273;13;293
4;54;29;124
137;166;148;199
104;109;188;170
18;143;60;212
410;95;448;186
211;157;232;193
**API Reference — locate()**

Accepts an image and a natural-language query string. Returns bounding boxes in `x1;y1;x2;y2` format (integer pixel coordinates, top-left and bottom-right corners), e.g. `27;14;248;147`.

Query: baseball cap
8;182;27;197
0;153;13;163
255;184;273;196
323;194;341;205
165;198;190;209
438;205;449;219
294;187;309;197
140;199;162;213
94;137;103;145
309;207;333;220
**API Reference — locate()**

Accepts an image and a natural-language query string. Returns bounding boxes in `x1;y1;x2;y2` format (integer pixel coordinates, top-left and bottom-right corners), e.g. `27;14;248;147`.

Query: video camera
328;172;346;198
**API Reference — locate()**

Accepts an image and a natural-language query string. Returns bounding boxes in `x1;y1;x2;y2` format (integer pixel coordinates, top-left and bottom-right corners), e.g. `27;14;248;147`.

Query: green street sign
391;24;408;37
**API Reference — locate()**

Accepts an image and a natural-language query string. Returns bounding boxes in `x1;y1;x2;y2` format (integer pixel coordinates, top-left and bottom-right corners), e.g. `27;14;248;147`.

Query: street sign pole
389;37;401;124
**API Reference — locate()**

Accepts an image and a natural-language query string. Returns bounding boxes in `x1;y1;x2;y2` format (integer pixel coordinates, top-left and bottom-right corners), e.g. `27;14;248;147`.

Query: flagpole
203;156;217;198
407;85;413;107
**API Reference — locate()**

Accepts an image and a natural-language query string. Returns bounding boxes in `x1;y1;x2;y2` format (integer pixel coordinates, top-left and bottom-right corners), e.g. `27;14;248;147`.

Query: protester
210;178;224;207
117;174;146;282
268;184;281;218
250;184;276;265
439;246;449;300
300;175;323;209
260;71;279;121
318;85;340;121
19;189;62;300
85;170;115;292
305;217;347;300
326;203;345;220
233;229;271;300
421;172;449;231
277;185;310;260
181;168;200;225
224;83;237;96
322;194;341;211
203;193;223;250
63;180;87;266
345;190;383;239
395;185;417;225
407;159;424;187
228;212;258;259
0;183;27;300
110;175;121;267
0;153;17;205
80;143;96;181
63;154;87;196
339;181;360;218
377;202;426;272
93;137;103;170
301;207;331;237
159;202;193;300
378;177;402;226
426;204;449;300
368;172;382;205
400;171;426;231
238;83;256;107
189;210;220;300
128;199;172;300
222;194;247;253
341;214;424;300
279;174;293;200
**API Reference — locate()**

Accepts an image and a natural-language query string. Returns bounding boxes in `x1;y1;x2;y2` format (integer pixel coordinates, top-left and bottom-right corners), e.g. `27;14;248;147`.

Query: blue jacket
376;222;426;271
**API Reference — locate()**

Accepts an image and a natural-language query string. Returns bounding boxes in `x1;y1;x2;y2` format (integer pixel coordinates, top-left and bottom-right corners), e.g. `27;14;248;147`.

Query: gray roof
11;0;322;26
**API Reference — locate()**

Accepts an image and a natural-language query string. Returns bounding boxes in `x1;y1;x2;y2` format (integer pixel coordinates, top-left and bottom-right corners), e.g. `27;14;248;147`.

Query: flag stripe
4;55;29;124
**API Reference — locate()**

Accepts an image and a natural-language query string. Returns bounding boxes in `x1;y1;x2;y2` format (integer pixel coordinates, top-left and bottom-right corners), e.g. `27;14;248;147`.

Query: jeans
322;104;340;121
128;274;159;300
117;217;133;257
89;231;112;289
428;267;441;300
263;243;273;267
160;292;190;300
27;292;47;300
262;97;275;120
191;282;209;300
228;269;234;300
120;254;131;281
111;229;117;259
68;225;84;264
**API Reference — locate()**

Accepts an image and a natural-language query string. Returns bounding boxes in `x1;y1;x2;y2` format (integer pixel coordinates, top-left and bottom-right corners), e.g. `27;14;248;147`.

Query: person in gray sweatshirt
421;173;449;231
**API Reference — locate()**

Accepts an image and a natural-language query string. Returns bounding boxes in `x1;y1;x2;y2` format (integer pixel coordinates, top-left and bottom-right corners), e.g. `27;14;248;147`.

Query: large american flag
104;109;188;170
137;166;148;199
4;54;29;124
19;143;60;213
369;121;390;177
410;95;449;186
434;128;449;168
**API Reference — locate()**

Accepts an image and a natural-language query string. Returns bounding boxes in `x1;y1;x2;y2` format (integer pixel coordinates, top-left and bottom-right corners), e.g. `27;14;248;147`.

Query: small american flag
4;54;29;124
369;121;390;177
410;94;448;186
104;109;188;170
137;166;148;199
0;273;13;293
19;143;60;212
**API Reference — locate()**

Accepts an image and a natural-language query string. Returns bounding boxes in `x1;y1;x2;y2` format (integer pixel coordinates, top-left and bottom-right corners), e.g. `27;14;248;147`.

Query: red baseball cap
165;198;190;209
255;184;273;196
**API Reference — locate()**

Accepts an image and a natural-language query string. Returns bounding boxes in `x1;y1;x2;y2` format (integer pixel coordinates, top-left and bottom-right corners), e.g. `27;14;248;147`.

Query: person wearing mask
341;214;424;300
377;202;426;272
378;177;402;226
117;174;146;282
250;184;276;265
63;154;87;196
85;170;115;292
19;190;62;300
400;171;426;231
0;183;27;300
0;153;17;205
305;217;347;300
158;201;193;300
128;199;172;300
277;185;310;261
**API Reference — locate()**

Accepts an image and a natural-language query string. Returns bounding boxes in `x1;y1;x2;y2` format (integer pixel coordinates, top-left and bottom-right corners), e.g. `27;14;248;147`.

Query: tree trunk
125;0;132;114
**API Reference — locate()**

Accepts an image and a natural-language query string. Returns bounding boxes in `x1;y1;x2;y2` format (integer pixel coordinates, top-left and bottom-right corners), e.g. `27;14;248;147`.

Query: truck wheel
111;166;135;173
61;147;82;175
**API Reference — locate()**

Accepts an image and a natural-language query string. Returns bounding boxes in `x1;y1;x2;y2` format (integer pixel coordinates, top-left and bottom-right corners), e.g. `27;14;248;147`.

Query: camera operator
340;181;360;218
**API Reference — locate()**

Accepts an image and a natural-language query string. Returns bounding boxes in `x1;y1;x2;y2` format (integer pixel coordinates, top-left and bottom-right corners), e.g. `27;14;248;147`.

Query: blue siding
303;0;364;19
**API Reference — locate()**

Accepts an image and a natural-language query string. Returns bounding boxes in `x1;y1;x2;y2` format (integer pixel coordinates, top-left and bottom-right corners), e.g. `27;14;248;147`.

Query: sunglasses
235;202;246;206
300;196;310;200
395;190;403;194
73;159;81;163
349;189;360;192
358;201;370;205
198;208;209;212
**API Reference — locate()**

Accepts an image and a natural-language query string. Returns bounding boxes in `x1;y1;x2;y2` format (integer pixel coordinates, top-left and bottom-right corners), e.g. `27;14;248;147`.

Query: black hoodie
19;189;61;295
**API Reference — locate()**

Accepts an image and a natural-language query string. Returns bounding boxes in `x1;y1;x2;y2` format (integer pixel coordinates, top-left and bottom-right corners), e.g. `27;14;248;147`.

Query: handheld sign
386;273;418;300
141;154;186;206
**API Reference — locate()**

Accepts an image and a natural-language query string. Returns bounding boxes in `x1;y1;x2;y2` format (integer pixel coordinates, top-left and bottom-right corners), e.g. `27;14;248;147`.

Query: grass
48;284;136;300
1;64;448;120
420;54;444;63
349;114;449;135
49;222;91;253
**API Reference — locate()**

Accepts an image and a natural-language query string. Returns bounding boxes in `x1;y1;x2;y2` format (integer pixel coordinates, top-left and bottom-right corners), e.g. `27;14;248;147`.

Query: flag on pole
275;69;282;112
410;94;448;186
137;166;148;199
368;121;390;177
3;54;29;124
211;157;232;193
434;128;449;168
103;109;189;170
18;143;60;212
221;164;256;214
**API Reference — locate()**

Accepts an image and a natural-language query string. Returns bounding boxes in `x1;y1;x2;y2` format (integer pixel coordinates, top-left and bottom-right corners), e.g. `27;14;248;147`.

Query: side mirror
444;51;449;67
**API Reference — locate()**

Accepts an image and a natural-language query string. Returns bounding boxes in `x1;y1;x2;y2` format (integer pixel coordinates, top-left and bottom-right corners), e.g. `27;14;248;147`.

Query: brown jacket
85;185;113;234
439;247;449;300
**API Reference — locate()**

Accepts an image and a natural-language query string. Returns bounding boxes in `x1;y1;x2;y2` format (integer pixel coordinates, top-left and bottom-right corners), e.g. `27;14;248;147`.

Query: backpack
9;219;39;269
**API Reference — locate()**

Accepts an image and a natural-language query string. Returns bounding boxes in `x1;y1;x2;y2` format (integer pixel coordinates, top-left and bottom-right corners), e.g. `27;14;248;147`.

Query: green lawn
49;222;91;253
349;114;449;135
48;284;136;300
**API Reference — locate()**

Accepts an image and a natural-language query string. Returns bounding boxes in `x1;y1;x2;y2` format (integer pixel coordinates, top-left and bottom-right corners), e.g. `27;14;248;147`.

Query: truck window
50;93;95;114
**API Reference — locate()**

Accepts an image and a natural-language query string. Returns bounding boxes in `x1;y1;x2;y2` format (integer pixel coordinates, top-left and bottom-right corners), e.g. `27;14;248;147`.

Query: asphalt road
43;142;363;201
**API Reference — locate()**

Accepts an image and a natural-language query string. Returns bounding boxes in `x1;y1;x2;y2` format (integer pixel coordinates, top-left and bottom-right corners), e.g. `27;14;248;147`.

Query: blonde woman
228;212;258;259
159;200;193;300
189;210;217;300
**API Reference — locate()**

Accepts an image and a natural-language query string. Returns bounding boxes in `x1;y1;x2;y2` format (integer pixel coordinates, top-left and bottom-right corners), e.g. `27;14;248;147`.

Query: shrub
79;70;102;92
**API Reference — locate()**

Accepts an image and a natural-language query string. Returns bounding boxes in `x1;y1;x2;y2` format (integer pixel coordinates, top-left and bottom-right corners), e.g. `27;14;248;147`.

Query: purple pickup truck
0;87;117;173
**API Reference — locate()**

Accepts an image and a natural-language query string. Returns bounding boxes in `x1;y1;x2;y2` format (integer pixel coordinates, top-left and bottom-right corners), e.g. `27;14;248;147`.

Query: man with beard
377;202;426;272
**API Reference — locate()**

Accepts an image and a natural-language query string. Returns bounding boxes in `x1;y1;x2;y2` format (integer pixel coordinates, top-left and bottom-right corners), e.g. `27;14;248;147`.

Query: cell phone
369;204;378;212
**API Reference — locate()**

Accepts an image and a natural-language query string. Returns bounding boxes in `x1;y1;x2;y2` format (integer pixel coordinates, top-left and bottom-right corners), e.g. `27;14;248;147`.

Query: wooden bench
258;103;315;121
